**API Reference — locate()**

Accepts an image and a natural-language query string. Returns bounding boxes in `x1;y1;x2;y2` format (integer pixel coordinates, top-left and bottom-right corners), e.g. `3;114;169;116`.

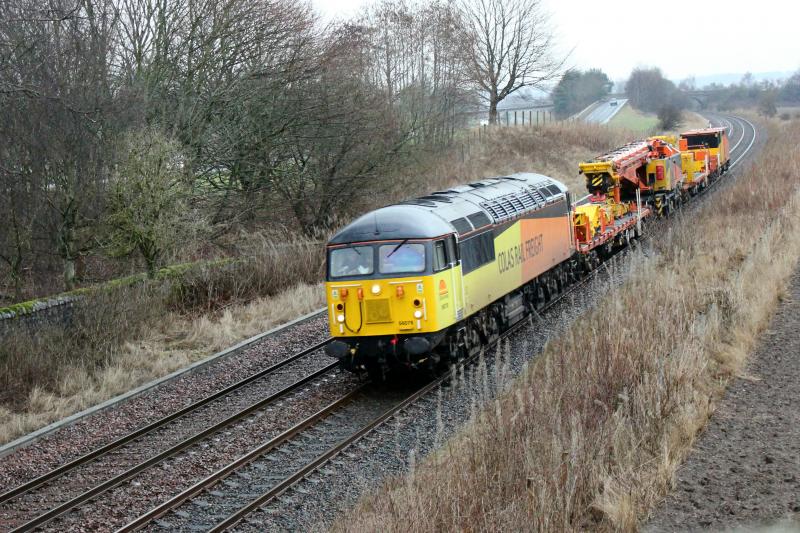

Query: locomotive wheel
487;309;501;343
466;320;482;356
443;335;462;363
534;283;546;310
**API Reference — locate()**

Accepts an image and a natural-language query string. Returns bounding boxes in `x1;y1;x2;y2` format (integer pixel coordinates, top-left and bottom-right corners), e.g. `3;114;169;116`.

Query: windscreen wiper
386;238;409;258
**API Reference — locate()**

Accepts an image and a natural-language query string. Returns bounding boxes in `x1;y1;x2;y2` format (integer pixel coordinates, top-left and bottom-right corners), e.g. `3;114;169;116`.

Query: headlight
371;284;381;295
413;310;423;319
337;314;345;323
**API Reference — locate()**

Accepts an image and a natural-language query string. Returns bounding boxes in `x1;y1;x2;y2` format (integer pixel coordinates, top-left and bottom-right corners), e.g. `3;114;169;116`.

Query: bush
780;112;791;121
657;104;683;130
0;284;163;407
169;235;323;313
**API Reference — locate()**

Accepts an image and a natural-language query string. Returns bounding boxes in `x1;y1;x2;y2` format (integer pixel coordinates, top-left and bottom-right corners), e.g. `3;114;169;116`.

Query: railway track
0;338;338;532
118;250;611;533
0;114;760;533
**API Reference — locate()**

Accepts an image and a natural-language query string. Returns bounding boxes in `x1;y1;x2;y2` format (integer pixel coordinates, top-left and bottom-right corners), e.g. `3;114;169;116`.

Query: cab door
434;235;464;326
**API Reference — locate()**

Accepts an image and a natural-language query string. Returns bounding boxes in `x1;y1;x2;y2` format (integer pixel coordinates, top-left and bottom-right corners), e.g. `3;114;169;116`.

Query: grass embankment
0;122;629;446
402;122;632;196
608;105;708;137
0;237;324;444
337;120;800;531
608;104;659;134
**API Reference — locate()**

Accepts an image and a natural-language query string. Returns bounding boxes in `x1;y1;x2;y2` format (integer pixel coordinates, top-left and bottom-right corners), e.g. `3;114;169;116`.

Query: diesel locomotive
324;173;575;379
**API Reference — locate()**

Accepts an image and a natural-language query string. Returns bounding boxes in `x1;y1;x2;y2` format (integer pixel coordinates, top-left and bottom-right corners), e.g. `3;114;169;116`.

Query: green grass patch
609;104;659;135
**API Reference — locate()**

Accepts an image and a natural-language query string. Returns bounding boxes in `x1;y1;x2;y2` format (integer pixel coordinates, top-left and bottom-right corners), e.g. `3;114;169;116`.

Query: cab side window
433;240;447;272
445;235;458;265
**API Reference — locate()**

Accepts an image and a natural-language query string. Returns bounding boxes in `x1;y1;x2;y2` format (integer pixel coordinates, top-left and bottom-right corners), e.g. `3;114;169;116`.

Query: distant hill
496;87;552;110
679;71;795;88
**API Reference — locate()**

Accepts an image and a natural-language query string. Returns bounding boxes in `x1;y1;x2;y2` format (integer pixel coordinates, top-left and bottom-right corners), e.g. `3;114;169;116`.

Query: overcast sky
312;0;800;83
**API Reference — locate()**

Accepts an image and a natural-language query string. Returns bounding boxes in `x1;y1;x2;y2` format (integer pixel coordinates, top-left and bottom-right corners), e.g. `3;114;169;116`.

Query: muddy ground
646;269;800;532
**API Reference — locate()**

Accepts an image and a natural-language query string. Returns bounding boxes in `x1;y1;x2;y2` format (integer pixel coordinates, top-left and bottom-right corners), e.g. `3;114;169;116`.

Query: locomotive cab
324;205;465;376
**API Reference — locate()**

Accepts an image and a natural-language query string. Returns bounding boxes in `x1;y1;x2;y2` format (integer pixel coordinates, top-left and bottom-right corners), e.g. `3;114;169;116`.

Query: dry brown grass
0;234;325;445
377;122;633;208
0;282;324;445
336;120;800;532
676;111;711;132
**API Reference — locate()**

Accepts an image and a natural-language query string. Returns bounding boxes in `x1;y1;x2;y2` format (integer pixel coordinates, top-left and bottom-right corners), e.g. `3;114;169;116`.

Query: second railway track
0;337;346;532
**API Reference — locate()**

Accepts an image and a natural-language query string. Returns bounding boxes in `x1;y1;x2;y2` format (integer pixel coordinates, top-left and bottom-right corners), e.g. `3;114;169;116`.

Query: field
608;104;659;134
0;122;629;445
335;118;800;531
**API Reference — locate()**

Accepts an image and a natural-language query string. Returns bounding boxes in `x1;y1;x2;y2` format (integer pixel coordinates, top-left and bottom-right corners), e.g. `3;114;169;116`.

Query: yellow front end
326;268;462;340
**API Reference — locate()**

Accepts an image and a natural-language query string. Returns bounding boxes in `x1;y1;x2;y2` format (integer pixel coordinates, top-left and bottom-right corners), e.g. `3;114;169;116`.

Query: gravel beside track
646;268;800;532
143;385;413;532
45;369;360;532
0;315;331;519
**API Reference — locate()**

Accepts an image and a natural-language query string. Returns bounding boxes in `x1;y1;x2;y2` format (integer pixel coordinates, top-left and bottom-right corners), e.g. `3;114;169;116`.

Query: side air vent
467;211;492;229
450;217;473;235
546;185;562;196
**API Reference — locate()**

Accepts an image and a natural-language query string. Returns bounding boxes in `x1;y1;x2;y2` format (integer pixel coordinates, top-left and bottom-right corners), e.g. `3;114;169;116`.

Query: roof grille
529;187;546;204
481;190;546;223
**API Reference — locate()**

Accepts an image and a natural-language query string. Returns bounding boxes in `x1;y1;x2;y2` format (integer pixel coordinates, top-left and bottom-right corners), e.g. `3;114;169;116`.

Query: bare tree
0;0;117;291
459;0;563;124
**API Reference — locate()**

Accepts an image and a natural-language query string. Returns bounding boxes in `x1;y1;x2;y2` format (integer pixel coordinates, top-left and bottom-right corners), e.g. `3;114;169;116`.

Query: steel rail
727;116;757;170
0;337;332;505
7;339;336;533
115;385;368;532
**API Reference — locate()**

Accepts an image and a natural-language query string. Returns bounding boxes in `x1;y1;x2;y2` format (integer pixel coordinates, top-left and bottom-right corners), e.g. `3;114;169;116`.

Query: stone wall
0;297;79;339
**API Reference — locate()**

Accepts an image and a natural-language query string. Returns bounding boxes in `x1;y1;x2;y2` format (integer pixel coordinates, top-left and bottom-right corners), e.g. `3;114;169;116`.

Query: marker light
413;310;423;319
357;288;364;300
340;288;348;299
337;314;345;323
371;284;381;295
396;285;405;298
